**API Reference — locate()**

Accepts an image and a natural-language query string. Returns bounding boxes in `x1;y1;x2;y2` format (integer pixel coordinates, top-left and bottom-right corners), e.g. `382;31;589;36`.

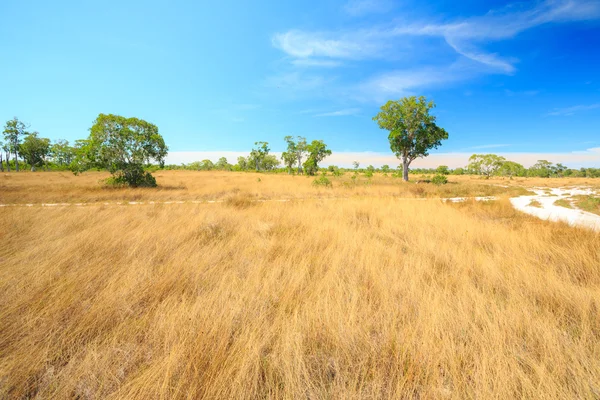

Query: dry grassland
1;171;600;399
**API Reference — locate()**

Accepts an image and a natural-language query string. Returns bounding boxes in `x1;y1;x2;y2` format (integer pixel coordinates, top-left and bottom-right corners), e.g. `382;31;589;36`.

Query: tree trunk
0;153;3;172
31;166;36;172
6;152;10;172
402;157;409;182
14;149;19;171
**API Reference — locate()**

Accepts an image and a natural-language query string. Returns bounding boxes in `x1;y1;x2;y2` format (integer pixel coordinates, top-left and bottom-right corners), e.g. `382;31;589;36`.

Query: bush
431;174;448;185
105;165;157;187
312;175;332;187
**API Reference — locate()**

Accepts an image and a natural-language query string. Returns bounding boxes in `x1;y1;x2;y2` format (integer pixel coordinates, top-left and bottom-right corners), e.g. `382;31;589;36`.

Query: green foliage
105;164;157;187
312;174;332;187
373;96;448;181
352;161;359;170
250;141;270;171
431;174;448;185
499;160;526;178
303;140;332;175
3;117;28;171
215;157;232;171
51;139;75;167
436;165;450;175
381;164;390;173
282;136;307;174
468;154;506;177
19;133;51;171
83;114;167;187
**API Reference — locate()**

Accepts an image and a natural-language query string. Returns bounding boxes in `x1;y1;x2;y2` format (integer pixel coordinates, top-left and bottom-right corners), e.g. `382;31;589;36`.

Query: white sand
510;187;600;232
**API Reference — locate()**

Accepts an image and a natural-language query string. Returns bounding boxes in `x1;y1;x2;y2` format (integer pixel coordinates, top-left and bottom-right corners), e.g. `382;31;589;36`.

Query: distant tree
81;114;168;187
353;161;360;170
303;140;332;176
381;164;390;173
236;156;248;171
51;139;75;167
528;160;554;178
199;159;214;170
250;141;270;171
468;154;506;177
3;117;29;172
554;163;567;177
283;136;307;174
499;160;525;178
261;154;280;171
436;165;450;175
20;132;51;171
0;139;3;171
281;149;296;174
373;96;448;181
215;157;231;171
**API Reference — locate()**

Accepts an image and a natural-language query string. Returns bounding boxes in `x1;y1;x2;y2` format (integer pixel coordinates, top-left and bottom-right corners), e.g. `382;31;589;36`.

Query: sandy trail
2;188;599;231
510;187;600;232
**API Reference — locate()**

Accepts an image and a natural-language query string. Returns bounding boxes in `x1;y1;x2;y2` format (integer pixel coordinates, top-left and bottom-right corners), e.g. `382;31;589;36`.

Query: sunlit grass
1;172;599;398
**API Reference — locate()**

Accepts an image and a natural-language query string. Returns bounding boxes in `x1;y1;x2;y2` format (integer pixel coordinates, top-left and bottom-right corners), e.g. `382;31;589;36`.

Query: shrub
105;165;157;187
312;175;332;187
431;174;448;185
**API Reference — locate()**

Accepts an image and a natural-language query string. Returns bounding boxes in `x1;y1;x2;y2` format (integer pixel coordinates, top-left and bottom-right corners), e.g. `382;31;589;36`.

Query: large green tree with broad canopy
83;114;168;187
373;96;448;181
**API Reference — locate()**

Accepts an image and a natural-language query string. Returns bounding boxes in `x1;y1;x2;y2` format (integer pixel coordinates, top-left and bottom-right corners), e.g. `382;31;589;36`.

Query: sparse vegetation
528;199;542;208
573;195;600;215
554;198;573;209
1;172;600;399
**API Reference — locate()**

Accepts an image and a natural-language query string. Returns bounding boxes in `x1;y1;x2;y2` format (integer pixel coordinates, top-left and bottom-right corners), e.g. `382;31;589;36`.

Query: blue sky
1;0;599;167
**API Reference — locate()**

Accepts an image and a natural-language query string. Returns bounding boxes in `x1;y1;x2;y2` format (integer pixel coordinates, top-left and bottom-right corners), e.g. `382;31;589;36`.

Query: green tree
528;160;554;178
499;160;525;178
282;136;307;174
236;156;248;171
381;164;390;173
3;117;28;172
468;154;506;177
20;132;51;171
303;140;332;176
352;161;359;170
373;96;449;181
215;157;231;171
436;165;450;175
51;139;75;167
261;154;280;171
82;114;168;187
250;141;270;171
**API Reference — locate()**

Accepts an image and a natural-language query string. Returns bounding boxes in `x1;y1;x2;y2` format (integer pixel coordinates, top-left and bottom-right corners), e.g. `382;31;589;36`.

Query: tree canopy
83;114;168;186
373;96;448;181
303;140;332;175
20;133;51;171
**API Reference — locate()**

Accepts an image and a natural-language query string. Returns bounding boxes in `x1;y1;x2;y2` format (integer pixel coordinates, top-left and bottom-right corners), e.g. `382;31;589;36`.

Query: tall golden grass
1;172;599;398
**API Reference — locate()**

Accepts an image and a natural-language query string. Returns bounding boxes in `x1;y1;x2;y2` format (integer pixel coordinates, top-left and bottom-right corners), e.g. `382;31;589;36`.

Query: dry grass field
1;171;600;399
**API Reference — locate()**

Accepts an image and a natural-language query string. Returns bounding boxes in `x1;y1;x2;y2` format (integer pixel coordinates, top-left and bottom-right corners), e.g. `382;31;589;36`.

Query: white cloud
547;103;600;116
273;0;600;81
314;108;361;117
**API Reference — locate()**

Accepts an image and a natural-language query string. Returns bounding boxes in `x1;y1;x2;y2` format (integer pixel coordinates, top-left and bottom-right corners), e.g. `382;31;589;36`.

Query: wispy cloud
272;0;600;88
344;0;393;16
291;59;343;68
314;108;361;117
547;103;600;116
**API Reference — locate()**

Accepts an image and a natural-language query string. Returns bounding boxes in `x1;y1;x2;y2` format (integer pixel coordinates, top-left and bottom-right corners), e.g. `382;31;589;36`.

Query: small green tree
51;139;75;167
303;140;332;176
215;157;231;171
82;114;168;187
3;117;28;172
373;96;449;181
250;141;270;171
20;132;51;171
283;136;307;174
499;160;525;178
436;165;450;175
381;164;390;173
468;154;506;177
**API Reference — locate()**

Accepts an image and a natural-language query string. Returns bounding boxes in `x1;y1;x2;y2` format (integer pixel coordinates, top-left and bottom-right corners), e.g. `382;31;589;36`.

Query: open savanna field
2;171;600;399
